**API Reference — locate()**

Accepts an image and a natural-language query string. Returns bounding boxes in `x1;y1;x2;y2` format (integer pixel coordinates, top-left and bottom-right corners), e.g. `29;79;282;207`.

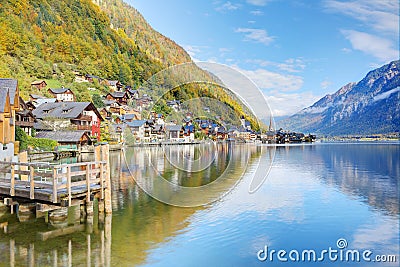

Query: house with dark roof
165;124;184;142
126;120;147;141
0;78;20;159
36;131;91;148
48;87;76;102
85;74;103;83
166;100;181;111
32;102;103;140
110;124;127;143
31;80;47;91
126;88;139;99
15;97;36;136
216;126;228;140
106;80;123;91
105;91;129;105
29;94;45;101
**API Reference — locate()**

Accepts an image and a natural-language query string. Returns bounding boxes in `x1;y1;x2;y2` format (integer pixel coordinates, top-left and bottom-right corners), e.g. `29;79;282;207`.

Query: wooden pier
0;143;112;213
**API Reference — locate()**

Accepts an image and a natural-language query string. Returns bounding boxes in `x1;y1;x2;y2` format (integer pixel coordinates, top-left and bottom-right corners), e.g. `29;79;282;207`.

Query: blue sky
127;0;399;117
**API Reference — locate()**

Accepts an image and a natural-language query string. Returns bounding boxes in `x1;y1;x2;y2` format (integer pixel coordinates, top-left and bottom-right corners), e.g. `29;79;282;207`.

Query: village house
126;120;147;142
29;94;45;102
105;91;130;105
216;126;228;140
110;123;127;143
103;100;122;115
120;113;141;123
32;102;103;140
98;107;112;121
135;94;153;111
106;80;124;91
85;74;103;83
0;79;20;160
150;124;165;141
126;88;139;99
183;124;195;142
48;87;76;102
165;124;184;142
15;97;36;136
73;72;86;83
35;131;92;149
166;100;181;112
31;80;47;91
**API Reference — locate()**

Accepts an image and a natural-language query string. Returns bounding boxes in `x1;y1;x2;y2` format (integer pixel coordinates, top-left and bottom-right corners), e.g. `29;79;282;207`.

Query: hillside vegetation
0;0;259;129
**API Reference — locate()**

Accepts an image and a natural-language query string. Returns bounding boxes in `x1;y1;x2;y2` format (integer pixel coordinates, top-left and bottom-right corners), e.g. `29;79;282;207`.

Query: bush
15;126;28;151
27;136;58;151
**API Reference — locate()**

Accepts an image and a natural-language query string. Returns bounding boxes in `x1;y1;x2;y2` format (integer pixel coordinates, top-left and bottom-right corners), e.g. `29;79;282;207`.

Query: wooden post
10;164;15;196
10;239;15;267
19;151;29;181
67;166;71;206
102;144;112;214
29;166;35;199
87;234;91;267
100;163;104;200
94;144;101;168
52;167;57;203
68;239;72;267
86;163;90;203
28;243;34;267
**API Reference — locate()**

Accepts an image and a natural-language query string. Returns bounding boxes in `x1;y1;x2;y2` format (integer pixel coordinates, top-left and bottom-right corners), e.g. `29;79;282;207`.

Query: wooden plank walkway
0;161;107;205
0;143;112;214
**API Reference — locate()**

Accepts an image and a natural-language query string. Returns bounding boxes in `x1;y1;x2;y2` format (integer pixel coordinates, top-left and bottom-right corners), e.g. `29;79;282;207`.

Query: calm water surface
0;143;398;266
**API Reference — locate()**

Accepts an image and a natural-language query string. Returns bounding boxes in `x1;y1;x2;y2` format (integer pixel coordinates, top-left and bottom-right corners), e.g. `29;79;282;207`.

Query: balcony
76;125;91;131
15;121;34;127
73;115;92;121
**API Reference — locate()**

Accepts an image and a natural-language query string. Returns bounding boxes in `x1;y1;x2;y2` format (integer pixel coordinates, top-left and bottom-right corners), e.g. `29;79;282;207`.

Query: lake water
0;143;398;266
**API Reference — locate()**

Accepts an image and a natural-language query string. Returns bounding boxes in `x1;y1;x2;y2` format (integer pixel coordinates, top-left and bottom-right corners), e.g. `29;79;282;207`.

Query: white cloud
321;80;332;89
236;68;303;92
264;91;321;116
341;30;399;62
324;0;399;35
215;1;241;12
246;0;270;6
235;28;274;46
341;47;352;53
231;65;318;116
250;10;264;16
182;45;208;61
247;58;306;73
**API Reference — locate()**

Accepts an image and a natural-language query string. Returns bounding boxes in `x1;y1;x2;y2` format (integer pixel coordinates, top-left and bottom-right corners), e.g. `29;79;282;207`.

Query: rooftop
0;78;18;108
48;88;72;94
36;130;89;143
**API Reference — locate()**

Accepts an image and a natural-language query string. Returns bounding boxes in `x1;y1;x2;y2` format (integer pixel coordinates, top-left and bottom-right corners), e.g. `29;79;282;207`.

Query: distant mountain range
278;60;400;136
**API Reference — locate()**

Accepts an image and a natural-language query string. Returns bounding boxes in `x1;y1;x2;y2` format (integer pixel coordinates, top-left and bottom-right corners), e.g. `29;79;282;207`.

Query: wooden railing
0;161;107;206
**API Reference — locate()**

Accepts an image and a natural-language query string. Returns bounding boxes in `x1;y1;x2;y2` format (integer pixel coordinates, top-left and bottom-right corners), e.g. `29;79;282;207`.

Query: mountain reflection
274;143;399;216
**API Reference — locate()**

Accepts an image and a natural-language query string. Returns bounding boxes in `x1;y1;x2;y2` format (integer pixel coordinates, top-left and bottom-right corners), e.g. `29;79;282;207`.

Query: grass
45;79;62;88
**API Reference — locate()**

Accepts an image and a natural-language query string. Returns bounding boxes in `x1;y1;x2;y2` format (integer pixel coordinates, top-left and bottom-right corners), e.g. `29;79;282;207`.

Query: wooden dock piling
0;143;112;214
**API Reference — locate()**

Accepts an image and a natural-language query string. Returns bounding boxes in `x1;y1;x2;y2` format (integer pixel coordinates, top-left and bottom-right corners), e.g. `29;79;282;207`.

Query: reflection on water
0;143;398;266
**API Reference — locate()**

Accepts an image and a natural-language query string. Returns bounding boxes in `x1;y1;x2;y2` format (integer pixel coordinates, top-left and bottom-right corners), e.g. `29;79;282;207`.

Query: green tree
15;126;28;151
92;93;105;108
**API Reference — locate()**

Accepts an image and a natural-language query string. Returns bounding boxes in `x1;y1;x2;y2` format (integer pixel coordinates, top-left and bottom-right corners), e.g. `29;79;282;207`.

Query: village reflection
0;144;264;266
0;205;112;267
